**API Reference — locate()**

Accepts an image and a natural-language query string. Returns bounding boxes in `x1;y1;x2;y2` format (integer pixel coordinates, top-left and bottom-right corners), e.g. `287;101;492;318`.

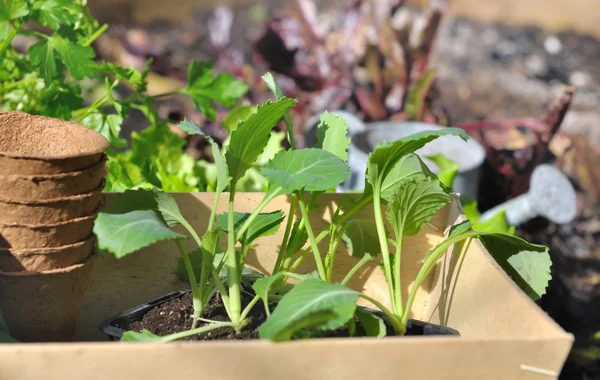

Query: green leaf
355;308;386;338
184;60;248;121
102;188;184;227
0;0;28;40
460;194;480;223
262;148;349;193
259;279;359;341
473;209;515;236
81;112;126;149
226;98;296;189
31;0;79;30
253;272;287;305
7;0;28;19
94;210;186;259
386;177;451;237
449;220;472;237
178;119;229;192
29;35;97;84
341;219;381;258
100;62;145;92
316;111;350;162
127;123;202;192
0;309;17;343
121;329;162;342
364;129;468;198
223;105;257;133
240;267;265;284
479;234;551;300
255;131;285;167
40;83;83;120
262;72;295;149
28;39;59;84
187;60;214;88
380;154;439;202
426;153;459;189
172;249;203;283
286;219;308;256
215;211;284;243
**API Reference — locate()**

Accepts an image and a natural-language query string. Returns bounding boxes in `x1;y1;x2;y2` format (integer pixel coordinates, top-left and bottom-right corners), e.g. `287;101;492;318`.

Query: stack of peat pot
0;112;108;342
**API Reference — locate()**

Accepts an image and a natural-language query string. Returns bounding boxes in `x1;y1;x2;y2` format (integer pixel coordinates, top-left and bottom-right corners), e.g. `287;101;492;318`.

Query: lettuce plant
94;74;551;342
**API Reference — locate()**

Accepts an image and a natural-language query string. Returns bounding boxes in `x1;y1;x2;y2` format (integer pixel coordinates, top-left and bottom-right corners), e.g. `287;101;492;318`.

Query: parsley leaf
183;59;248;121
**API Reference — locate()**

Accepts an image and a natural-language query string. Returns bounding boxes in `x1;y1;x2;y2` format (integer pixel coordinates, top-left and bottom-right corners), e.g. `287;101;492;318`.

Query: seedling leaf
121;329;162;342
262;73;296;149
216;211;285;243
380;153;439;202
178;120;230;192
262;148;349;193
172;249;203;283
426;153;459;189
387;178;451;237
226;98;296;189
316;111;350;162
355;308;386;338
342;219;381;258
94;210;186;258
364;129;468;198
259;279;358;341
479;234;551;300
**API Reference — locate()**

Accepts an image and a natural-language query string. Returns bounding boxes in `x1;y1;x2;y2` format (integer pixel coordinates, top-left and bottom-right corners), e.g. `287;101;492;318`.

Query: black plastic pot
99;289;459;341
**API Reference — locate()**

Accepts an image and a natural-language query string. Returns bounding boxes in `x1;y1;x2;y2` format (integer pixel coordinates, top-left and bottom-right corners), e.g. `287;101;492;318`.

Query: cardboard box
0;193;573;379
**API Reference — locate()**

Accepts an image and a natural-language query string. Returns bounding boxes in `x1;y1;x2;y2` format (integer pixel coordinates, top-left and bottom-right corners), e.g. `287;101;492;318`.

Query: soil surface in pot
124;290;396;340
126;292;263;340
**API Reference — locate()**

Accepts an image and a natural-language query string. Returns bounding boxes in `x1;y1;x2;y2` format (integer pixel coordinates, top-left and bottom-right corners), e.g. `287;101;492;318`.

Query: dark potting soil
126;291;263;340
124;290;395;341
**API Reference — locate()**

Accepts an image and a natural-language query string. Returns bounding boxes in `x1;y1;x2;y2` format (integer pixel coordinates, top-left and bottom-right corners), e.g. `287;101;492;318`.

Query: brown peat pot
0;156;107;200
0;236;95;272
0;180;105;225
0;111;109;175
0;213;97;249
0;255;96;342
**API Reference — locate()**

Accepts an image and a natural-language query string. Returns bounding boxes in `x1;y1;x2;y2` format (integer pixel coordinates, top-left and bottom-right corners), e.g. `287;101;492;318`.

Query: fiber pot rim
0;112;109;160
0;254;96;276
0;212;98;229
0;180;106;205
0;235;95;255
0;155;107;181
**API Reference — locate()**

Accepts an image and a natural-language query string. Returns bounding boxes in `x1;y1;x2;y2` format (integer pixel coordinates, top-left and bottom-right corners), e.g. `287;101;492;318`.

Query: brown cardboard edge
0;335;574;380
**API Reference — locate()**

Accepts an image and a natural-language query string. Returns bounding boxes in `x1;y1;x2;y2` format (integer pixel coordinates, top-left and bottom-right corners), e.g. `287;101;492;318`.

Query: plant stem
240;295;261;321
226;198;242;330
337;196;372;225
83;23;108;47
358;294;405;335
175;240;202;329
372;190;396;312
393;231;404;316
341;254;372;286
273;193;298;273
207;190;221;232
287;247;310;272
0;21;22;59
211;266;231;318
159;322;235;342
401;231;479;328
297;193;327;281
235;187;281;241
325;223;349;282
